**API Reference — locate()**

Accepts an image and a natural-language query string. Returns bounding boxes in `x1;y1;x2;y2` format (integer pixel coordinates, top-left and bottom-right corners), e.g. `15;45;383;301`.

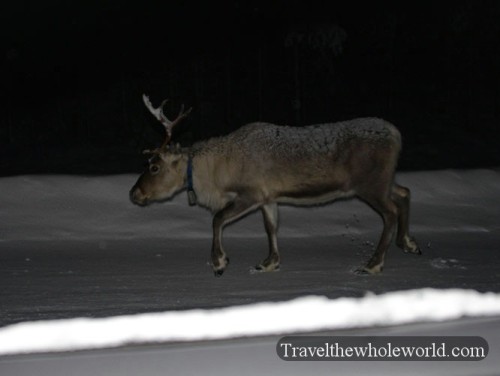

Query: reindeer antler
142;94;193;150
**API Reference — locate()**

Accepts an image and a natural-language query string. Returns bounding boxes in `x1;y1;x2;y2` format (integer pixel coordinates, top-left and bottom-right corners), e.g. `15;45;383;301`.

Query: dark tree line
1;1;499;174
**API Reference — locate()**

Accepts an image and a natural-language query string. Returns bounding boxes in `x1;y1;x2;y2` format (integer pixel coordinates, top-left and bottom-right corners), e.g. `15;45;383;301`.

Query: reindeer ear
173;143;182;153
163;143;181;153
159;150;183;163
143;148;161;156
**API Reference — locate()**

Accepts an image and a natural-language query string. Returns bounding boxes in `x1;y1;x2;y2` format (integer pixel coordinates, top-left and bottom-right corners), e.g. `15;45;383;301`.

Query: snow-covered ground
1;169;500;374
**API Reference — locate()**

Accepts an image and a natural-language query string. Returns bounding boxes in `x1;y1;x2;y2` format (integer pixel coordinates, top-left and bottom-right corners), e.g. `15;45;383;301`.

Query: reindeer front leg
211;197;259;277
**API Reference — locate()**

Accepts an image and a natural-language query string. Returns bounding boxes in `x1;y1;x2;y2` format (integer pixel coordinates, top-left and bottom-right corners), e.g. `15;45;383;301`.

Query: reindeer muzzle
130;186;149;206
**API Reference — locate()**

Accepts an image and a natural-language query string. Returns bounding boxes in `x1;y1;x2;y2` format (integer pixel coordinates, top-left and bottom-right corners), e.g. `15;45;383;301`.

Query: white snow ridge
0;288;500;355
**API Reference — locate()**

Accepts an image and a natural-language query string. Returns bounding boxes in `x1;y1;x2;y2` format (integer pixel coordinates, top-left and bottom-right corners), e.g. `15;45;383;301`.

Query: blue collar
187;155;194;191
187;155;197;206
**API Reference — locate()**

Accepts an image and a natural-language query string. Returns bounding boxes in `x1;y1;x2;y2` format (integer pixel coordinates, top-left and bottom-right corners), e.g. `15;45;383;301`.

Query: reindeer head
130;95;192;206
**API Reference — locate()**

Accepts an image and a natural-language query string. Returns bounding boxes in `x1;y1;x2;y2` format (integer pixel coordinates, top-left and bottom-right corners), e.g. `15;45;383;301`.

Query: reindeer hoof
399;237;421;255
212;257;229;277
254;263;280;272
214;269;225;277
403;246;421;255
405;247;422;255
354;268;370;275
356;264;383;275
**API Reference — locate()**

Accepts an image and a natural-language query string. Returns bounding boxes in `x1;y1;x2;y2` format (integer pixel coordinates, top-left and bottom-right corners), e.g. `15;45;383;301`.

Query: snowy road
1;169;500;326
0;169;500;374
1;230;499;327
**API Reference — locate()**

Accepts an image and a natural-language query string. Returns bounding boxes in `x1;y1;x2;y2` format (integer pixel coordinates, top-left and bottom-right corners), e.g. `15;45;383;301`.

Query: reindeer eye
149;164;160;174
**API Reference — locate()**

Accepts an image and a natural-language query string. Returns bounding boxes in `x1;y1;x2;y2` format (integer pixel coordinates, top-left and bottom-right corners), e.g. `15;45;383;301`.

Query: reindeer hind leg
255;203;281;272
391;184;420;254
356;180;399;274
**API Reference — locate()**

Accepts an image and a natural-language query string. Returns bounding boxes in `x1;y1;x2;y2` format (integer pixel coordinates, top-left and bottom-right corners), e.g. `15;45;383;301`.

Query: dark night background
1;0;499;176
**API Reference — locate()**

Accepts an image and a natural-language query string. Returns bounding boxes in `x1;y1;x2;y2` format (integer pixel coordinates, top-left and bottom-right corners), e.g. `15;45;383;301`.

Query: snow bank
1;288;500;356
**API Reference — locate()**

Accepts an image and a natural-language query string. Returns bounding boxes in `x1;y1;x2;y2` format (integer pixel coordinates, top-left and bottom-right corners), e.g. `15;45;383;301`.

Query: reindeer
130;95;420;277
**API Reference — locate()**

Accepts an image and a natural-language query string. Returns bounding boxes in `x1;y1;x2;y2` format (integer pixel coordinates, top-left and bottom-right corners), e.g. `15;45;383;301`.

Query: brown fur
130;118;420;276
